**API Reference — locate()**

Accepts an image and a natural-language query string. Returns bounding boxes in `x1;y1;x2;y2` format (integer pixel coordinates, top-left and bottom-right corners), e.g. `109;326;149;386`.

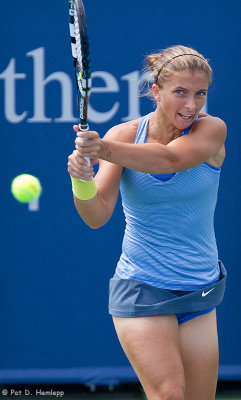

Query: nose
185;95;196;113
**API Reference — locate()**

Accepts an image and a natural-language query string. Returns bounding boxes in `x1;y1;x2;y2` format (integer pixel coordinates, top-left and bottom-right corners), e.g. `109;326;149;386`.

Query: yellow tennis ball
11;174;42;203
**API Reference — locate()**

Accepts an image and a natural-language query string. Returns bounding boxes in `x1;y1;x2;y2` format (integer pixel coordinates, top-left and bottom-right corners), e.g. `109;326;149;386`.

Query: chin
175;115;195;129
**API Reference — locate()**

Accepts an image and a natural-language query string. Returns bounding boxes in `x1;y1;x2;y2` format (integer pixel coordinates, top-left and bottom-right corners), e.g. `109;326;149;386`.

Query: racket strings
71;7;91;81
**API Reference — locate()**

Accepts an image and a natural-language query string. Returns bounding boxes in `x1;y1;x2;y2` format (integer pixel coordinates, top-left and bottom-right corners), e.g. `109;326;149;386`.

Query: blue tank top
116;113;221;290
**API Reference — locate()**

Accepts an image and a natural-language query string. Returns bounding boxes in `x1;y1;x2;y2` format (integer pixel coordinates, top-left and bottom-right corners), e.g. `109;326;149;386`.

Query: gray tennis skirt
109;261;227;317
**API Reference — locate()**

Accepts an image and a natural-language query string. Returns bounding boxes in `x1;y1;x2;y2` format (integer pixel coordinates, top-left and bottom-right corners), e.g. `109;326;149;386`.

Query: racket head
69;0;91;131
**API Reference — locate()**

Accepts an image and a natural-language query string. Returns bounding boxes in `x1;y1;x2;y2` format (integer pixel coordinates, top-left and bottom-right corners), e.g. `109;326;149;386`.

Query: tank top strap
134;113;152;144
181;115;199;136
136;113;198;144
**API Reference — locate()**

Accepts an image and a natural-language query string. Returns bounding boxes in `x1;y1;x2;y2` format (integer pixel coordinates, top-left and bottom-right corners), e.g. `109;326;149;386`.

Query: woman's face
153;70;209;130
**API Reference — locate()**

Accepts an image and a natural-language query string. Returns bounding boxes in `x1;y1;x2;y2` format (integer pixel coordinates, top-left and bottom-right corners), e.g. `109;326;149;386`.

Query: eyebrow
174;86;208;92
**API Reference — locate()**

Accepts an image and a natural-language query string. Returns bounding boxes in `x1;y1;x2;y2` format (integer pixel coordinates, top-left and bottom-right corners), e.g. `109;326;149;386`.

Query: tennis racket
69;0;91;180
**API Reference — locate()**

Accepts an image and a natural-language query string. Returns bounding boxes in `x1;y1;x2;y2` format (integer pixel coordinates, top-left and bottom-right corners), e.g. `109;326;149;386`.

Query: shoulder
103;118;140;143
192;114;227;139
196;114;227;130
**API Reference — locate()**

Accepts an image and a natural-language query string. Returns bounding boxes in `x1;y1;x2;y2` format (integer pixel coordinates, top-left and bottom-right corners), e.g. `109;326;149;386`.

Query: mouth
178;113;194;121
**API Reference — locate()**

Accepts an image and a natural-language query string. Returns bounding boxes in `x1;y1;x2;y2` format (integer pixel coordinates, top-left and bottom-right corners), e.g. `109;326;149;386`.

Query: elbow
87;210;112;229
82;213;110;230
89;224;100;230
156;150;178;174
88;221;107;229
73;194;111;229
163;148;181;173
80;215;109;230
168;158;180;173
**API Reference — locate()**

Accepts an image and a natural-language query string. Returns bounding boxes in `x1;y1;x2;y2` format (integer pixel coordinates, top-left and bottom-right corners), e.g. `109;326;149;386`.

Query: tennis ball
11;174;42;203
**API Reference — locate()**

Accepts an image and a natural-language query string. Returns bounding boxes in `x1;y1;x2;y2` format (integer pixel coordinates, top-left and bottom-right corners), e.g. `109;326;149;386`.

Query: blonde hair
146;45;212;88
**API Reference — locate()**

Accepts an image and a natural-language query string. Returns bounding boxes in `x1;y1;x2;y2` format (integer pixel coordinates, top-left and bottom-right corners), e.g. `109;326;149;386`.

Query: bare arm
76;116;227;173
71;160;123;229
68;121;138;228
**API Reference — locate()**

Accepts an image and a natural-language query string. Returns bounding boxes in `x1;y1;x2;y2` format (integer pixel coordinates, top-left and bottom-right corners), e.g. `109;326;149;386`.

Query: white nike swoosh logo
202;288;215;297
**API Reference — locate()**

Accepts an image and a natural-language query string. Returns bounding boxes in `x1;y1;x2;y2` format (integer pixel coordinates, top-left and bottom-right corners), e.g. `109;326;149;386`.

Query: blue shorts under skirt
108;261;226;325
176;307;215;325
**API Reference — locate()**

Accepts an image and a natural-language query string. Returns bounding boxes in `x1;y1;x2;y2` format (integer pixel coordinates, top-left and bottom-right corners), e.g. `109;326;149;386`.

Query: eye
175;89;184;95
197;91;207;96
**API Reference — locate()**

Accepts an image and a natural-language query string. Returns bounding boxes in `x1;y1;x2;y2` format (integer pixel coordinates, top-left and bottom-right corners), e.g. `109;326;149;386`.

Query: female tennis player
68;45;227;400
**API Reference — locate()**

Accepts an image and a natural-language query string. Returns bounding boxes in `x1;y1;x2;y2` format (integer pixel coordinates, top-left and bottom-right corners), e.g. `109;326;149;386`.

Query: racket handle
78;123;91;182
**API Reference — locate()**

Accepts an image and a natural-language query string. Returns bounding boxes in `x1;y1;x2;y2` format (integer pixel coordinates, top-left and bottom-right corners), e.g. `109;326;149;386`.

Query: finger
76;130;97;139
69;153;85;167
74;136;100;155
75;167;94;180
73;125;79;133
68;164;94;180
69;157;94;174
75;137;89;146
74;155;89;166
68;165;81;178
68;158;83;170
71;150;90;165
75;146;98;160
75;143;96;156
75;141;99;153
75;143;88;154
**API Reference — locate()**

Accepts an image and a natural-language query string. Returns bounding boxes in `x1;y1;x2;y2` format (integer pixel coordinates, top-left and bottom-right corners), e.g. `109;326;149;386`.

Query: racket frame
69;0;92;175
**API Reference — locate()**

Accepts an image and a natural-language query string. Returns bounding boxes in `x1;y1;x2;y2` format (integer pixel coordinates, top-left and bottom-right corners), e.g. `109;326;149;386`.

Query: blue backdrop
0;0;240;385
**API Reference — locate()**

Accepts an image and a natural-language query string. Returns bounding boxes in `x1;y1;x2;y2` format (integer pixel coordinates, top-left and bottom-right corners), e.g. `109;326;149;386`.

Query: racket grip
78;123;91;183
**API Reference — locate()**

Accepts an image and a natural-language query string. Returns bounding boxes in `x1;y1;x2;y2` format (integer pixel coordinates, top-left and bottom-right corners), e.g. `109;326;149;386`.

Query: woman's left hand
74;125;103;159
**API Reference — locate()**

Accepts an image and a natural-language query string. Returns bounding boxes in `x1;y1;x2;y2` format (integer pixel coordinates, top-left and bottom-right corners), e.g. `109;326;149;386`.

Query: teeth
179;113;193;119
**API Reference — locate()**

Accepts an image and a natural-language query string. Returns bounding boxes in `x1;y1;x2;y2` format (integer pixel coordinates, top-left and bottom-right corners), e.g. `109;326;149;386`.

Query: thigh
179;309;219;400
112;314;185;399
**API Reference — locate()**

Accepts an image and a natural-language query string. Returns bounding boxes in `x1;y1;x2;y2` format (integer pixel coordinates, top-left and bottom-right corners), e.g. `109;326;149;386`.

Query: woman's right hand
68;150;97;181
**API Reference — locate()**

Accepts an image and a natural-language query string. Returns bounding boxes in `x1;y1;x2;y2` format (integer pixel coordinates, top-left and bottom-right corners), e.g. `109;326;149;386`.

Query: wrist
99;139;112;161
70;176;97;200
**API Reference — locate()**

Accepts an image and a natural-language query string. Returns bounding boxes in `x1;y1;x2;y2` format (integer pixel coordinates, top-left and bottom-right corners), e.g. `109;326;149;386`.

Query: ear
152;84;161;102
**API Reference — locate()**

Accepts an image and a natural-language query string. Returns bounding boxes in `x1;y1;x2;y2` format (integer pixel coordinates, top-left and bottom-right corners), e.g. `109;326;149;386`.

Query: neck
149;110;183;143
